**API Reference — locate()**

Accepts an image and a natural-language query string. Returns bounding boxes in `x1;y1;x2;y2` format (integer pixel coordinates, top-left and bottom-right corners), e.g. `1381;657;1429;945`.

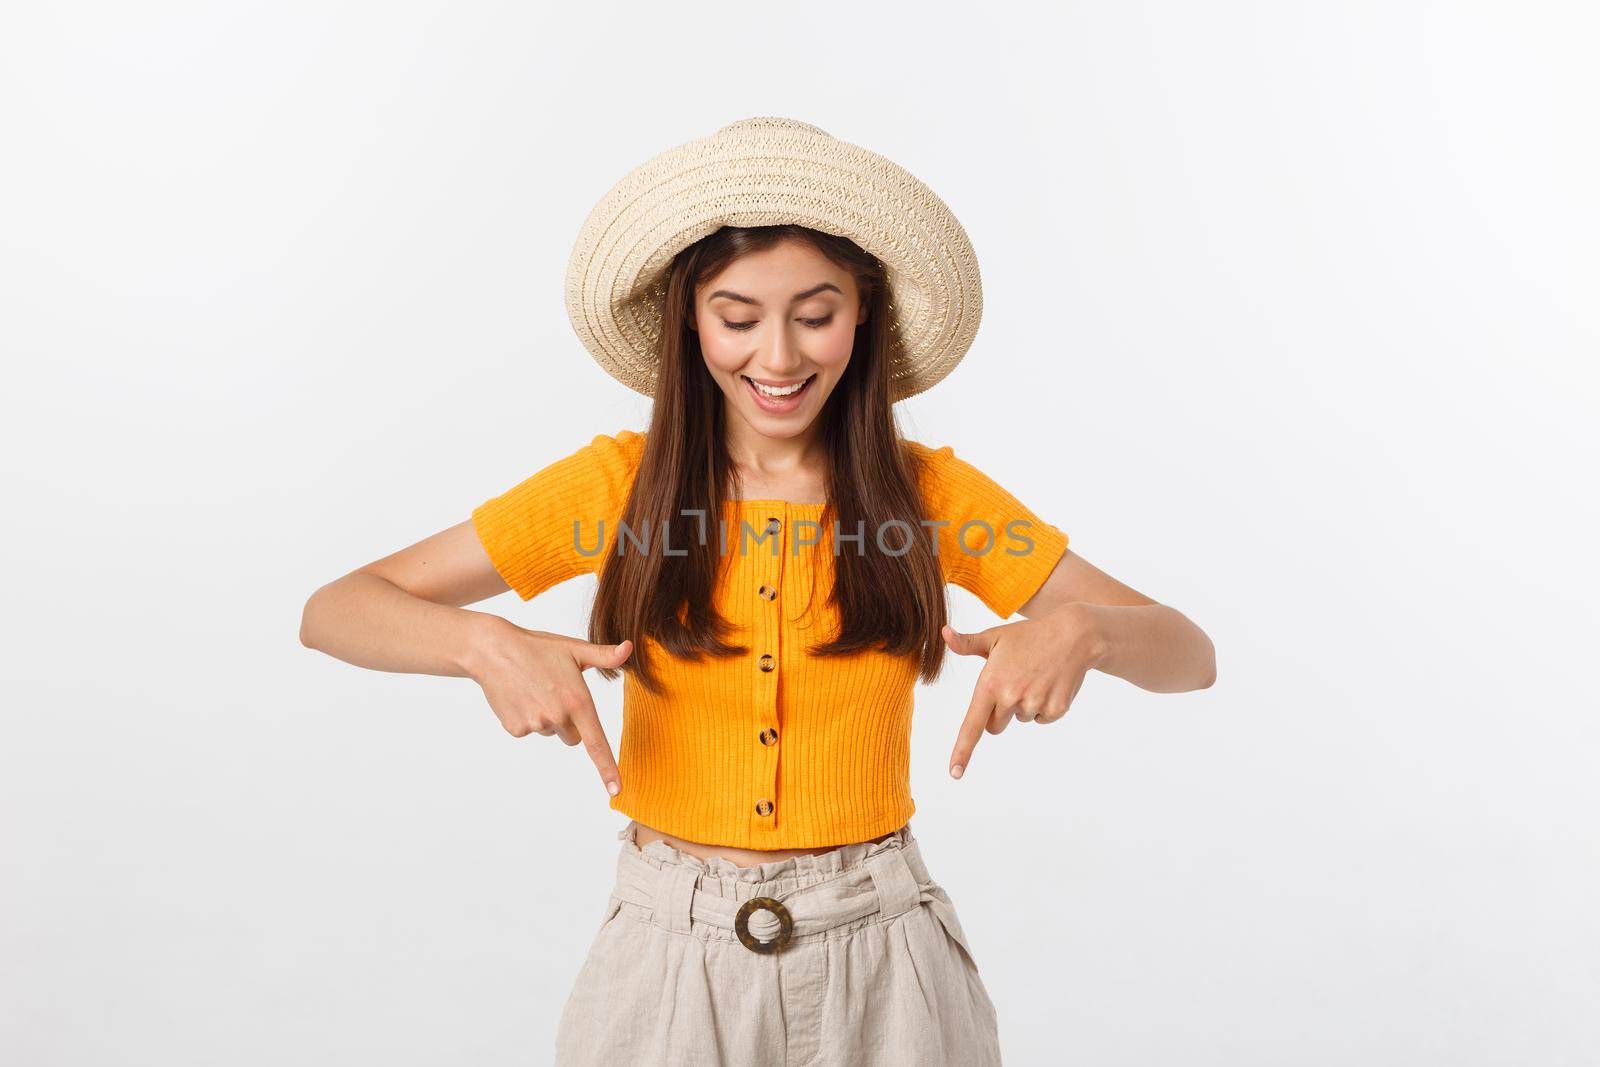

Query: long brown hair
588;224;948;694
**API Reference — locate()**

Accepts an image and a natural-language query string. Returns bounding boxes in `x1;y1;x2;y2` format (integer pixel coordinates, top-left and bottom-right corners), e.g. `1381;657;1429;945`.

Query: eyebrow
705;282;844;306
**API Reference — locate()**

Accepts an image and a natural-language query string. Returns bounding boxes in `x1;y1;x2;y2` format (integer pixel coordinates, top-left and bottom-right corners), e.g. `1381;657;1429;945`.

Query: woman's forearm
299;572;499;678
1083;602;1216;693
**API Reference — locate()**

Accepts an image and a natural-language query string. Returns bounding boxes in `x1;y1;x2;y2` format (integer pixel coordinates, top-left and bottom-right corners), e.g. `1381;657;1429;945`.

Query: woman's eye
720;316;833;332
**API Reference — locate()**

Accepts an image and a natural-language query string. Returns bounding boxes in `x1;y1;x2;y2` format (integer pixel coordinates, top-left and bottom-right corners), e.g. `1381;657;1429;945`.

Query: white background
3;2;1596;1064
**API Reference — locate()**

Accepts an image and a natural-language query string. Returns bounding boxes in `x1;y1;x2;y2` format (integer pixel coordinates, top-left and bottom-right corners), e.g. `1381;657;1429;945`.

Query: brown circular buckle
734;896;794;954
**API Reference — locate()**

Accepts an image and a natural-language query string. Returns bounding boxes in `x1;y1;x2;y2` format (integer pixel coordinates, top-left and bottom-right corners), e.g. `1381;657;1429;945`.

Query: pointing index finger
568;691;621;796
950;678;996;779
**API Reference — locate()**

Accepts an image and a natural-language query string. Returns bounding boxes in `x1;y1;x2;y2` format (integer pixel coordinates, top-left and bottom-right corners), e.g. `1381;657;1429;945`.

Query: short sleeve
470;430;646;601
911;442;1070;619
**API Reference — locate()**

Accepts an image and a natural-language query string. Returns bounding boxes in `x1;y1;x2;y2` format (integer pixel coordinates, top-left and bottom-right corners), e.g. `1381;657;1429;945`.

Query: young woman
300;116;1216;1065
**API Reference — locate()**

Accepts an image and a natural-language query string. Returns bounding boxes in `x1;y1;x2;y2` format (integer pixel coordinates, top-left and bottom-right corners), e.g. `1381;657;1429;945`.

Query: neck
724;417;826;481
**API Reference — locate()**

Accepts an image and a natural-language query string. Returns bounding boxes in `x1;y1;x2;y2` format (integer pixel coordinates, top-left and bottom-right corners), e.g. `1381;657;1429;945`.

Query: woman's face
691;238;867;438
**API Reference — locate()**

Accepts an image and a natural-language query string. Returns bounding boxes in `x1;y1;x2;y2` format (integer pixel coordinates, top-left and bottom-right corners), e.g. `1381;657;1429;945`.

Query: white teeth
748;376;810;397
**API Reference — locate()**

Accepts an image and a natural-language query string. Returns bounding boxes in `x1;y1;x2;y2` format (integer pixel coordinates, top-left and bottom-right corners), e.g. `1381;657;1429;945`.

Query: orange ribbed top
471;430;1069;848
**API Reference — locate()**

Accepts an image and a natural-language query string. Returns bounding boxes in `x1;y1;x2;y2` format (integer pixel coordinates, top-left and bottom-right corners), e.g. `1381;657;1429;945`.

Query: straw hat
563;116;983;403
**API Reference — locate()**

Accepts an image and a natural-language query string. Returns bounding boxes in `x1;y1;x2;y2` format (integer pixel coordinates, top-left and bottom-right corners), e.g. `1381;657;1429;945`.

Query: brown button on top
759;727;778;746
758;653;775;672
755;798;774;816
765;517;781;535
757;584;777;601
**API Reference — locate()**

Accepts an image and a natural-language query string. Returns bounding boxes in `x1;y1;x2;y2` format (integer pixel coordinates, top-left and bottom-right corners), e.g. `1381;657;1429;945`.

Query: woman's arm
299;519;631;796
299;520;512;677
1017;548;1216;693
943;548;1216;777
1074;602;1216;694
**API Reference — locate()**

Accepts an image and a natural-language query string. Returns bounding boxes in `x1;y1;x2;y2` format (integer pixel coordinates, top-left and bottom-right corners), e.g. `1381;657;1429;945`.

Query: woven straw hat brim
564;116;982;403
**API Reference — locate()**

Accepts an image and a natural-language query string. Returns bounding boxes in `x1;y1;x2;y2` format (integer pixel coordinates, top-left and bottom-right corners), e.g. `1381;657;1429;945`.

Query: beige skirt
553;819;1003;1066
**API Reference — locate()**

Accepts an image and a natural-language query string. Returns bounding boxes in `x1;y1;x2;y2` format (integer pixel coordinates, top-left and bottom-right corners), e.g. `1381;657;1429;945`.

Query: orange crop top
471;430;1069;849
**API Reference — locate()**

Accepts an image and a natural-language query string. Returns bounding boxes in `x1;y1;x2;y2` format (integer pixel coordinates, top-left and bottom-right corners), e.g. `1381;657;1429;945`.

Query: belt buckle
734;896;794;955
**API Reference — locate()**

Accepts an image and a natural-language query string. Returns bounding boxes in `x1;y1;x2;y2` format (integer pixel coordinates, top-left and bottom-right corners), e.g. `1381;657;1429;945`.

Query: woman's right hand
300;518;633;798
468;618;634;797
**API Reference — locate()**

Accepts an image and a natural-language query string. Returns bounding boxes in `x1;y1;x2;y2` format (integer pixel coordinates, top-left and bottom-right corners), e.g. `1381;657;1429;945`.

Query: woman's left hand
941;603;1108;779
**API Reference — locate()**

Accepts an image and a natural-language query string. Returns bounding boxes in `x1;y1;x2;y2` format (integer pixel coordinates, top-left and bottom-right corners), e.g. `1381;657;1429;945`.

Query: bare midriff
632;822;899;869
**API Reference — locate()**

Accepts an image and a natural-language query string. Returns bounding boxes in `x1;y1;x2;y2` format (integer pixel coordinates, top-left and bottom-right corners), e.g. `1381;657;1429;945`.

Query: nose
755;321;807;377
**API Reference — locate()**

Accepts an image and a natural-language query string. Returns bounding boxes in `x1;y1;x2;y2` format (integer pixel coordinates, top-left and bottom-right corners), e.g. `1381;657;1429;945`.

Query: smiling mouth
742;373;816;400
